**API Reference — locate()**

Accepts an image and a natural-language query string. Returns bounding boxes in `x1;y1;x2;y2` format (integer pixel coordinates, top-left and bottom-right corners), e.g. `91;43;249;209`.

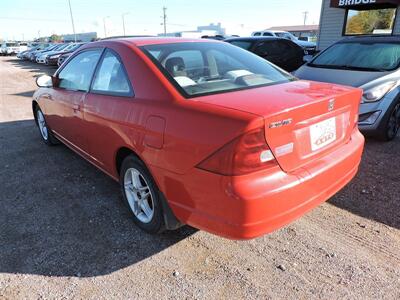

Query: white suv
0;42;25;56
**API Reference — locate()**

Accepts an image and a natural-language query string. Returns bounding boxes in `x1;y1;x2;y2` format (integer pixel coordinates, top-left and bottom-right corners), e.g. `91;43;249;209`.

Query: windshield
310;42;400;71
141;42;293;97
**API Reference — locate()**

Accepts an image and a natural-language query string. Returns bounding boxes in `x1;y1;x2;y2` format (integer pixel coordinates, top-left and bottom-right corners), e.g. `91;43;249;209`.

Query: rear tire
120;155;165;234
35;107;59;145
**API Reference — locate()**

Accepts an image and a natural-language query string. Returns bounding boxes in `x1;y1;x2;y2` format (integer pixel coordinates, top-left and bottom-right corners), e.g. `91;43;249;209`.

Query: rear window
310;42;400;71
228;40;253;50
141;42;293;98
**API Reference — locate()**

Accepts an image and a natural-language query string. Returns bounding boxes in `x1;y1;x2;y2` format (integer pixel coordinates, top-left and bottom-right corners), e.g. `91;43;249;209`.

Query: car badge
269;118;292;129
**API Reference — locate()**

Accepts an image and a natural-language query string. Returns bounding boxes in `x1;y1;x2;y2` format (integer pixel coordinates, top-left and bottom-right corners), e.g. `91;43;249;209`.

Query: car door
46;49;103;152
253;40;286;69
276;40;305;72
83;49;134;169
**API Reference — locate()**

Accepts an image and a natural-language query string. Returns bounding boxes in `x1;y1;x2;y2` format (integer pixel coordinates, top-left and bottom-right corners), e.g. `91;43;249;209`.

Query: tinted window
262;32;273;36
58;49;102;91
141;42;293;97
92;50;132;95
229;40;253;50
255;41;282;56
311;42;400;71
253;32;261;36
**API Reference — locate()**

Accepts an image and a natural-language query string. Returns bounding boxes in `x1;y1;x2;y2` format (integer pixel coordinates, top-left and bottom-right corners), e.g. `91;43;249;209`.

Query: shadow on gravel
0;120;196;278
6;58;57;76
330;135;400;230
10;90;36;98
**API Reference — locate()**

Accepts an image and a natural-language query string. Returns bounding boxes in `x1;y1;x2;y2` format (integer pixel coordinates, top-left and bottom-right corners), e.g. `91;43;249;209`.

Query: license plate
310;117;336;151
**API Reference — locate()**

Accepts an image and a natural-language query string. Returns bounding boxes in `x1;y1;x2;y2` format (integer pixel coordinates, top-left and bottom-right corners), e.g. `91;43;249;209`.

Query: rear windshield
310;42;400;71
228;40;253;50
141;42;293;97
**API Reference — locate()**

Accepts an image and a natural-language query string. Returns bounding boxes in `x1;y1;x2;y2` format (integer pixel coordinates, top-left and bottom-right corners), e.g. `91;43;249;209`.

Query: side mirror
36;75;54;88
303;55;313;63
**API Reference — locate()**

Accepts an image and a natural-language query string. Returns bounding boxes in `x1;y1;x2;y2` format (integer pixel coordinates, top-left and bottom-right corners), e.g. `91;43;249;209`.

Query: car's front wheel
382;101;400;141
35;107;59;145
120;155;165;234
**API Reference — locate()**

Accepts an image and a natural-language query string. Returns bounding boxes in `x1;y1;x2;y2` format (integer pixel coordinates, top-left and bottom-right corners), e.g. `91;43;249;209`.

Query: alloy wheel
37;109;49;141
123;167;154;224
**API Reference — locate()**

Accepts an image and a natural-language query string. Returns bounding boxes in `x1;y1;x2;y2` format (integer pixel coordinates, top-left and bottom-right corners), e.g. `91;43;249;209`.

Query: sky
0;0;322;41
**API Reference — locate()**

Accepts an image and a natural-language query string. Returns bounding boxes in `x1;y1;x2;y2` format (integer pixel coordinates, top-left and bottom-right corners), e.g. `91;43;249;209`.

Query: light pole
122;12;129;36
67;0;77;42
103;16;110;38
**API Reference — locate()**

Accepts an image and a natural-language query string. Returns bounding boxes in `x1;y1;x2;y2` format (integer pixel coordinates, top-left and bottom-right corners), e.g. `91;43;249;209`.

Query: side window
91;50;132;96
253;32;261;36
254;41;281;56
262;32;273;36
58;50;102;91
277;41;298;54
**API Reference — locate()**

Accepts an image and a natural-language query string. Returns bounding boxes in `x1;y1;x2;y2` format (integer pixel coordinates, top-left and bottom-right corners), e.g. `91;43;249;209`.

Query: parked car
29;44;58;61
21;45;45;60
225;37;306;72
33;38;364;239
57;52;70;67
25;43;52;60
252;30;317;55
36;43;71;64
0;42;21;56
46;43;86;66
295;35;400;141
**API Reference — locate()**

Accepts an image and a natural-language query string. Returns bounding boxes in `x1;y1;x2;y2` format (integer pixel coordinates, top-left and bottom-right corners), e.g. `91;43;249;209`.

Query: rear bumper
151;129;364;240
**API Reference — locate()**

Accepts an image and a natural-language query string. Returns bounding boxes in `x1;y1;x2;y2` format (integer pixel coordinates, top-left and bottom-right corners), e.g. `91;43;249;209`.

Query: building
267;25;319;40
61;32;97;42
318;0;400;50
197;23;226;36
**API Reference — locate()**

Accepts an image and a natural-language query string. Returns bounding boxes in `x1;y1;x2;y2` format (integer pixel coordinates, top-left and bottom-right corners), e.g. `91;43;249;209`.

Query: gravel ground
0;56;399;299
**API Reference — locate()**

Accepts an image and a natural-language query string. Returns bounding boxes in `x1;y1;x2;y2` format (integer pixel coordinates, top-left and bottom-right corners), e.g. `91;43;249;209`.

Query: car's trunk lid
196;80;362;173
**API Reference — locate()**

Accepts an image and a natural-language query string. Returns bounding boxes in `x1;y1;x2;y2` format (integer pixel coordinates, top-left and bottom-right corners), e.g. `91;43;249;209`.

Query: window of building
344;8;396;35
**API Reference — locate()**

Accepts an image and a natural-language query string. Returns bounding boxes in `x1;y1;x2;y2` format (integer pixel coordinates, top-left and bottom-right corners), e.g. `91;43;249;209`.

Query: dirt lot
0;56;399;299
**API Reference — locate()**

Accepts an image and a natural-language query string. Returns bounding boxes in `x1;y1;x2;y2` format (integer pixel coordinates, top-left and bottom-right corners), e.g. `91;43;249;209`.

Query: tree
49;34;63;42
346;8;395;35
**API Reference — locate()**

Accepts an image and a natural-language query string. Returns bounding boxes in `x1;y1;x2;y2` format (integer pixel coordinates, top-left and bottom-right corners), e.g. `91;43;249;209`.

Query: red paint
34;38;365;239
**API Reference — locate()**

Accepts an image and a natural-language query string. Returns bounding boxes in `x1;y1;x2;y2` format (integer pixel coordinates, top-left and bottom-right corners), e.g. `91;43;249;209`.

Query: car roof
339;35;400;44
91;37;220;47
225;36;281;42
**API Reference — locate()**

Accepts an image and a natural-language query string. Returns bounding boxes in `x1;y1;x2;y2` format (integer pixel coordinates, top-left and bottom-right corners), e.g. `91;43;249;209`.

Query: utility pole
103;16;110;38
162;6;167;36
302;11;309;26
122;12;129;36
68;0;77;42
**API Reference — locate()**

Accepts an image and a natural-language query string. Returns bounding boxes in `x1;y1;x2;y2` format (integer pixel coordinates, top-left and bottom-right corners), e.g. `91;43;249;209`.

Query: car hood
294;65;390;87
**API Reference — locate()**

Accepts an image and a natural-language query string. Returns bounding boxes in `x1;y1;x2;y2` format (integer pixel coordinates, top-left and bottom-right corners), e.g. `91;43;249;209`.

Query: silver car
295;35;400;141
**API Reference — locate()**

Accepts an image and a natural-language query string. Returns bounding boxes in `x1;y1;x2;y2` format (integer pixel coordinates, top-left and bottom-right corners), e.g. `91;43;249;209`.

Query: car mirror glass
36;75;53;88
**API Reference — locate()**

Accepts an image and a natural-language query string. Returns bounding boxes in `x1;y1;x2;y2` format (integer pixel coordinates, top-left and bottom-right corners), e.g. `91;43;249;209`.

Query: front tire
120;155;165;234
35;107;59;145
379;101;400;141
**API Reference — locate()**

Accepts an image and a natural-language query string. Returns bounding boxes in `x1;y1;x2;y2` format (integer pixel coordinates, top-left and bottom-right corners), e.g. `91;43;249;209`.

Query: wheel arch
114;146;183;230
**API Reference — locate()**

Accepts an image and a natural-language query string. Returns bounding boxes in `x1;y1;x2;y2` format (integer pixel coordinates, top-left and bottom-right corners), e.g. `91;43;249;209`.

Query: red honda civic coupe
33;38;364;239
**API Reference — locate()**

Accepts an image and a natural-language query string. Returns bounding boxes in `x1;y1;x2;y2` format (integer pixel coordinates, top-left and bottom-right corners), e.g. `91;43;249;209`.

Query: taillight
197;127;277;176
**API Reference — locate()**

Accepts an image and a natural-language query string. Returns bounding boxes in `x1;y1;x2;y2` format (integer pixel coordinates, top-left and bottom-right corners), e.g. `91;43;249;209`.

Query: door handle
72;104;80;112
